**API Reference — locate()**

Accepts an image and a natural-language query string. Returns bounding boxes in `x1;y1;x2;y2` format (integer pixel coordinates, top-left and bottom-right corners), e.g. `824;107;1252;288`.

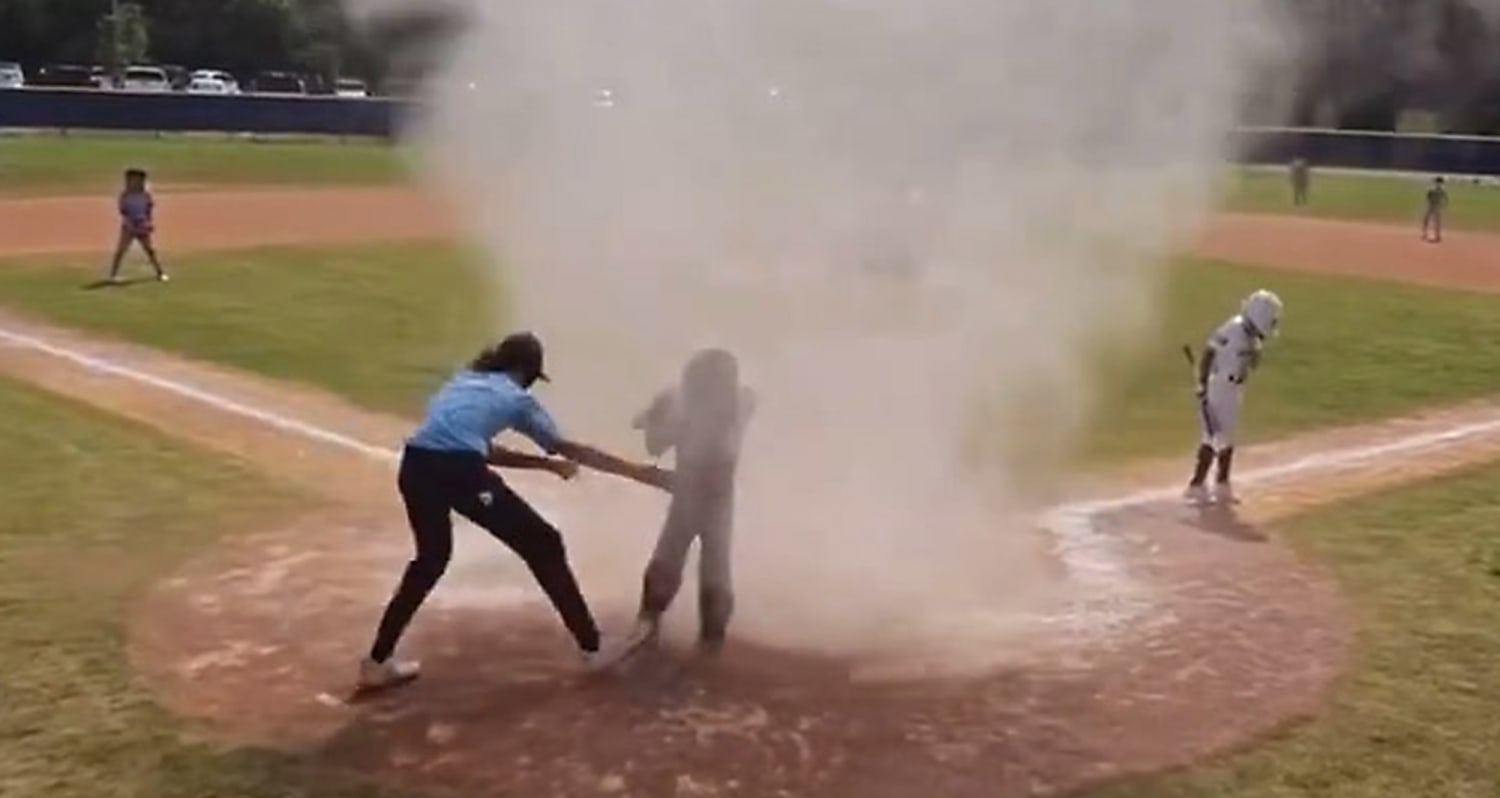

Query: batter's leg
1207;385;1242;503
640;499;700;622
696;500;735;652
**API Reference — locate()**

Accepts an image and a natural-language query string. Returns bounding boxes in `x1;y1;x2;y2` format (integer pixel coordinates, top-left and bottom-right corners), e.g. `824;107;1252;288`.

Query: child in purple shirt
107;168;169;283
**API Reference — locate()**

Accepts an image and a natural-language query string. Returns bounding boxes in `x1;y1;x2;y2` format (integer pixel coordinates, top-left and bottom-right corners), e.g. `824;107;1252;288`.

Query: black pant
368;446;601;662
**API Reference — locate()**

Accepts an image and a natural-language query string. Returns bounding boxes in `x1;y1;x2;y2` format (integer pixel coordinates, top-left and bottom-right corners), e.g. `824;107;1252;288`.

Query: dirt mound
130;502;1346;798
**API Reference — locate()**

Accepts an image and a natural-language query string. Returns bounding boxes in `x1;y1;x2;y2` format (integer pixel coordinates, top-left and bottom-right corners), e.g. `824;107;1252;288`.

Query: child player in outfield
1422;175;1449;243
598;348;756;665
1183;289;1284;505
106;168;170;284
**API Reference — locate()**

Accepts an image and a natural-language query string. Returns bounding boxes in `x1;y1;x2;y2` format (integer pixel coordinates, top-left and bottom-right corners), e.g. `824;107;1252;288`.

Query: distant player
107;168;169;283
358;332;673;693
599;348;756;665
1183;289;1284;505
1422;176;1448;243
1289;158;1310;207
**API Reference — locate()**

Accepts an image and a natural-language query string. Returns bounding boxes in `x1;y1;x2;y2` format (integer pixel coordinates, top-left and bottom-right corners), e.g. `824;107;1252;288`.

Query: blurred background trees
3;0;1500;130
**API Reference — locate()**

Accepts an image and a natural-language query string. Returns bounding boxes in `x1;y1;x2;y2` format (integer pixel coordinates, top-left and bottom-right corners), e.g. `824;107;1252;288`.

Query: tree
96;2;151;79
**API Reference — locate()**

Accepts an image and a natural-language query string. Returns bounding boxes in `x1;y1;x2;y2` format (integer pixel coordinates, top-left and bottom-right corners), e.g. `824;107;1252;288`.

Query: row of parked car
0;62;371;98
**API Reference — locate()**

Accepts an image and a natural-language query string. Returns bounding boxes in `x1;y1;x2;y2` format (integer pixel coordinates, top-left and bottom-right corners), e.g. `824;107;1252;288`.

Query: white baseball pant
1199;376;1242;451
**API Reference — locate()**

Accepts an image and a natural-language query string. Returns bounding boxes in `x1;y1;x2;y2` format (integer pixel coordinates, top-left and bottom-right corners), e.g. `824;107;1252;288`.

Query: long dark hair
470;345;508;372
469;332;547;385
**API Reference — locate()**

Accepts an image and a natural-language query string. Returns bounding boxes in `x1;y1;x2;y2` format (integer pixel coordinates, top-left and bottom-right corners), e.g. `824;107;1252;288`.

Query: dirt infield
0;188;458;258
5;188;1500;296
5;189;1500;797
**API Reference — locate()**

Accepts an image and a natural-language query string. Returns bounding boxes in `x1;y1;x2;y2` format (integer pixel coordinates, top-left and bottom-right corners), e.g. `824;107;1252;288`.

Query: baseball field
3;134;1500;798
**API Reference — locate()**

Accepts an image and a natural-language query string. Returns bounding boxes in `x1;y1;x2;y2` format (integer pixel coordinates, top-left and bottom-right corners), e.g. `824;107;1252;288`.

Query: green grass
3;245;1500;460
0;243;493;417
0;134;409;195
1084;257;1500;461
1079;461;1500;798
0;375;409;798
1224;168;1500;231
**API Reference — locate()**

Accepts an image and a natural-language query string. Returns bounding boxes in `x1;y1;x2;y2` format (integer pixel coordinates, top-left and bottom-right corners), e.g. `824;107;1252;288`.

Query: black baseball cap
495;331;549;383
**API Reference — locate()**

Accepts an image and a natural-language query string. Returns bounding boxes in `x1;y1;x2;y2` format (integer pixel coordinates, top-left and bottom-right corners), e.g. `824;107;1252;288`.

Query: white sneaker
1183;484;1211;504
358;656;420;690
1213;482;1238;504
157;273;170;283
582;620;658;673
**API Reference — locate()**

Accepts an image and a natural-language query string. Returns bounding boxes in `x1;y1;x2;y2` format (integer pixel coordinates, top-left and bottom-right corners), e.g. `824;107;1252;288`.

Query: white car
187;77;231;95
334;78;369;98
121;65;170;92
190;69;240;94
0;61;23;89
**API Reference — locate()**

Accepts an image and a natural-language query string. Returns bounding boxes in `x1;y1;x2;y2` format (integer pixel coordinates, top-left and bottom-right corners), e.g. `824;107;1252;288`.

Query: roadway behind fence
4;88;1500;174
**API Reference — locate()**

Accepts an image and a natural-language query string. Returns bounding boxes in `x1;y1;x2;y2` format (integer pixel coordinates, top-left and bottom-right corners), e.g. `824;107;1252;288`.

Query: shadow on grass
81;276;162;291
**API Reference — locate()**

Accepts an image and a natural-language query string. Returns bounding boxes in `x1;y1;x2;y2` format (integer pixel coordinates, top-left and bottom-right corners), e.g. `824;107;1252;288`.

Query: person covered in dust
595;348;757;666
1422;175;1449;243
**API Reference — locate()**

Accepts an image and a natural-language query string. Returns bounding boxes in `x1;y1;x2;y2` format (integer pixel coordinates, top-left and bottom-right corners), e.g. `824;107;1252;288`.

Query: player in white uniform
1183;290;1284;505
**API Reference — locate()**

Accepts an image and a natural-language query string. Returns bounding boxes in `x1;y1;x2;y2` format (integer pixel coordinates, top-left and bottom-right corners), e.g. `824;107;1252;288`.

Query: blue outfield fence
0;87;409;138
1232;127;1500;175
5;87;1500;174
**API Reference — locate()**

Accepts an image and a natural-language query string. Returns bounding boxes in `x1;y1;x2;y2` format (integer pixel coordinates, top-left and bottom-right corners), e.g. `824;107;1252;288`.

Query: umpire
359;331;673;691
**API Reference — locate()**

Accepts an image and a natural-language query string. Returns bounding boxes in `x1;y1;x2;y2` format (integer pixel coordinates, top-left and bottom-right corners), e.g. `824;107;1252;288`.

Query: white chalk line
0;323;577;580
6;322;1500;642
0;326;400;465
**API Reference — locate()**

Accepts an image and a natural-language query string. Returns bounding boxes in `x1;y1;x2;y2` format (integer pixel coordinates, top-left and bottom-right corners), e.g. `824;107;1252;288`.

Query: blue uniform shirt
407;370;563;455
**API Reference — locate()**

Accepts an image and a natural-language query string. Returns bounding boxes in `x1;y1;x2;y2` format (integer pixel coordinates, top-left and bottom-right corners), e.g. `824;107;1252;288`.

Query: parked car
121;65;170;92
0;61;23;89
187;77;232;95
252;71;306;95
32;64;95;88
190;69;240;94
334;77;369;98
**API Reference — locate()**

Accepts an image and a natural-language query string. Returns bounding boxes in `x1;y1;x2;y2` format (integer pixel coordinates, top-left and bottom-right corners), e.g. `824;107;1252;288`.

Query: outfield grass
0;134;408;195
6;132;1500;234
1223;168;1500;231
0;243;491;417
0;376;409;798
1;245;1499;461
1080;460;1500;798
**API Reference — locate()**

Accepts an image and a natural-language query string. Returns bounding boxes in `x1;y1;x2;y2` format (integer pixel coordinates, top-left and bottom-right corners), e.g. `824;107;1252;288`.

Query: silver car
0;62;24;89
121;65;170;92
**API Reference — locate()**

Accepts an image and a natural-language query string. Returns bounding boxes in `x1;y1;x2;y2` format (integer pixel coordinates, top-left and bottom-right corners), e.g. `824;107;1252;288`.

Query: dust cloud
349;0;1287;664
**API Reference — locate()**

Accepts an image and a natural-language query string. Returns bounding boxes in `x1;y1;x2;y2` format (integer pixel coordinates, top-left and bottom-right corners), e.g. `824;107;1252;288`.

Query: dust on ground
3;189;1500;796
